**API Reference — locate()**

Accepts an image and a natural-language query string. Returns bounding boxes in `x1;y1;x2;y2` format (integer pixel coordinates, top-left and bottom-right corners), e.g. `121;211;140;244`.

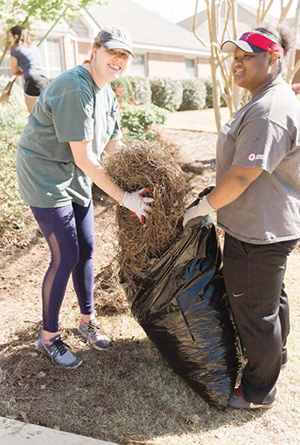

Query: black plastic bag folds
130;216;240;409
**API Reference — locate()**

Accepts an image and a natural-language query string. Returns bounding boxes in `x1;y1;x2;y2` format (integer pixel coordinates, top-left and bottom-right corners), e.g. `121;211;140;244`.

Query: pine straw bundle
103;140;191;300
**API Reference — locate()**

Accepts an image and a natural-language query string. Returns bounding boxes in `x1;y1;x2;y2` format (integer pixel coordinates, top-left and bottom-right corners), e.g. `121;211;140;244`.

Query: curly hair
252;24;294;74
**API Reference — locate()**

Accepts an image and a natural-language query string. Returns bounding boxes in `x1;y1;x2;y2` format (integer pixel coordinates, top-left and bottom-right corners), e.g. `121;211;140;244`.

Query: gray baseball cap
94;26;135;57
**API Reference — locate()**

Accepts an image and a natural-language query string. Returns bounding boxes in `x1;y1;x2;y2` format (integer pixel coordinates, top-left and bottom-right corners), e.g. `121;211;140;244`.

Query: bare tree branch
258;0;275;24
291;58;300;79
221;0;232;44
285;0;300;81
279;0;294;23
192;0;211;47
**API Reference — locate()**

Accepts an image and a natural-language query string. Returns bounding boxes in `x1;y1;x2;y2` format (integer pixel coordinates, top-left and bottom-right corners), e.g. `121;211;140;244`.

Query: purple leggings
31;202;95;332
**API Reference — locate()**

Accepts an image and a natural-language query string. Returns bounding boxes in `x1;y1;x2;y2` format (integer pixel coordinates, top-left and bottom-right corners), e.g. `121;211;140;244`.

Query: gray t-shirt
16;65;121;208
10;44;46;79
216;78;300;244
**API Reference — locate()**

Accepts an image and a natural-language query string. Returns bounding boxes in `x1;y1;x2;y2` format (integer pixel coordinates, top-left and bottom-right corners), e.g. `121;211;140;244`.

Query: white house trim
132;43;210;57
79;9;100;39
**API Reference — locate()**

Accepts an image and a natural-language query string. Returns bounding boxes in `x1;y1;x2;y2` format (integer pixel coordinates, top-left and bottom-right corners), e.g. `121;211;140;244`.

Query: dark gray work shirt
10;44;46;79
216;78;300;244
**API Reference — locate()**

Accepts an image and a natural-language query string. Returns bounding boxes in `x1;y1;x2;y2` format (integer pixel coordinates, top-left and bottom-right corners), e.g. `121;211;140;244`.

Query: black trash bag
129;215;241;409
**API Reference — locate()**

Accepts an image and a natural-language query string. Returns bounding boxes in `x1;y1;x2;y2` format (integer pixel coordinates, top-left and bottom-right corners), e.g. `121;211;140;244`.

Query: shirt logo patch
248;153;266;162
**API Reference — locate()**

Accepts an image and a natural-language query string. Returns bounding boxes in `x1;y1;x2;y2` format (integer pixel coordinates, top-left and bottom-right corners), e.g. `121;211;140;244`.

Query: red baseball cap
221;31;284;58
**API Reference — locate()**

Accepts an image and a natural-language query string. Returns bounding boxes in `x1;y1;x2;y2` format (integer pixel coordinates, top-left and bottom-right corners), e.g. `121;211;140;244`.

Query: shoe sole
77;328;112;351
228;401;275;410
35;341;83;369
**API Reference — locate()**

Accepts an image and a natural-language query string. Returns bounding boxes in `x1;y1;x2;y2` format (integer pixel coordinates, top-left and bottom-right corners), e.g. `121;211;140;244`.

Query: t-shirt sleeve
49;87;95;143
109;95;122;140
10;47;18;59
233;119;292;173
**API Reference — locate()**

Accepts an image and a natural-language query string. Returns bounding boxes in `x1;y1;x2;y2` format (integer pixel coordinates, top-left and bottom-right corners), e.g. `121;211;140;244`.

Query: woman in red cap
183;25;300;409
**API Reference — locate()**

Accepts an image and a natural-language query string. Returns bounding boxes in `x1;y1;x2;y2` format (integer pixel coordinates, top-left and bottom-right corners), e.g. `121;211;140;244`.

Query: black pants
24;75;49;97
223;233;298;404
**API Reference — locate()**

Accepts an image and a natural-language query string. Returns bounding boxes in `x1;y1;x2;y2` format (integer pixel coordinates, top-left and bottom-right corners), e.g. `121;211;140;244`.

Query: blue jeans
31;201;95;332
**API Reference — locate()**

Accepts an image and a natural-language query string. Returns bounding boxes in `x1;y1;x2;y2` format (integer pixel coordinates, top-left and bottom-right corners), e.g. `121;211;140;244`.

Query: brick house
0;0;210;80
1;0;299;82
79;0;212;79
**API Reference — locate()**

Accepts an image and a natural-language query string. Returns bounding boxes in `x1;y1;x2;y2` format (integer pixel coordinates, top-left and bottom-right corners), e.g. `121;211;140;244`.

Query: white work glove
121;187;154;225
183;195;216;227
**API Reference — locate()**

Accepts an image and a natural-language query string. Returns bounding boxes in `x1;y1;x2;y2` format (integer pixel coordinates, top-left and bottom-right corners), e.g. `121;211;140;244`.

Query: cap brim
102;40;135;57
221;40;265;54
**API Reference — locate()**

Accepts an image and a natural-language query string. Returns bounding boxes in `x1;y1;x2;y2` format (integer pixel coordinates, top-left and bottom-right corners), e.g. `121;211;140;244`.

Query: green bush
120;103;167;140
202;78;213;108
126;76;151;105
202;78;227;108
180;79;206;111
0;81;28;243
150;78;183;112
111;78;134;105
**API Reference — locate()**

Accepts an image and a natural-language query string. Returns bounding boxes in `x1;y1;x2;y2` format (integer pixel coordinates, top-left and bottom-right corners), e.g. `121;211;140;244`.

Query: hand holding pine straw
103;140;191;298
121;187;155;225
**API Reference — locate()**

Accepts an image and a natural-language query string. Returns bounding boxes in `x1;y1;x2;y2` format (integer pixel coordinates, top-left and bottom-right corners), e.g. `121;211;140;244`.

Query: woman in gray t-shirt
9;26;49;112
183;25;300;410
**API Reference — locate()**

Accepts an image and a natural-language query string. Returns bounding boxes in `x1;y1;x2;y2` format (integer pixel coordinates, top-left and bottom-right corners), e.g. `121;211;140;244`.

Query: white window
39;38;64;79
130;53;146;77
185;58;196;78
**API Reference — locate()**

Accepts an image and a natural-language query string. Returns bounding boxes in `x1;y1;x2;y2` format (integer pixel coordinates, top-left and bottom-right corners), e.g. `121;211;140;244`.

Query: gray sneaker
228;387;274;410
35;334;83;369
78;319;112;351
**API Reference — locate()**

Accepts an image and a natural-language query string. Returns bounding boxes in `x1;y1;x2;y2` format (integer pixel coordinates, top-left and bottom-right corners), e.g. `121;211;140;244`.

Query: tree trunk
0;44;10;68
285;0;300;83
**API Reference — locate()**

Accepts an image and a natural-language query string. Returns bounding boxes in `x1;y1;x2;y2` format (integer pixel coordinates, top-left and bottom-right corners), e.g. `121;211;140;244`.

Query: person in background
9;26;49;112
291;83;300;95
183;25;300;409
15;26;154;369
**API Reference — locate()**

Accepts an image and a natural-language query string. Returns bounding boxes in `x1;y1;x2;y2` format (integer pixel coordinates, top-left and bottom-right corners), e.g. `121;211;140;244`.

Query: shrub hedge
202;79;213;108
180;79;206;111
126;76;151;105
0;77;28;243
201;78;227;108
111;76;224;112
150;78;183;112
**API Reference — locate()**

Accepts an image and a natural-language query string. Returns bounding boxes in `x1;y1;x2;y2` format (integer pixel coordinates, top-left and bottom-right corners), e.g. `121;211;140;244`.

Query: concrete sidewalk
164;107;230;133
0;417;118;445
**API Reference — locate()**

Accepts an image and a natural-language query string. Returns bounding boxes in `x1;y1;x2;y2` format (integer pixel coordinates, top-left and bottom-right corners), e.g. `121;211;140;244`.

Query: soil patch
1;129;299;444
